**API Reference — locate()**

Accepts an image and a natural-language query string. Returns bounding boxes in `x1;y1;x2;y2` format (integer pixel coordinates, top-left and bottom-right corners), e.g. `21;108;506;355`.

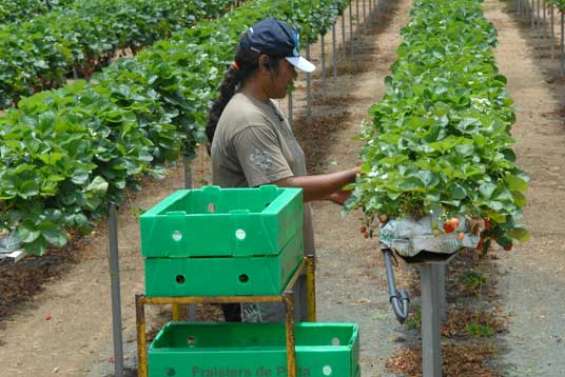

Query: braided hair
206;46;282;149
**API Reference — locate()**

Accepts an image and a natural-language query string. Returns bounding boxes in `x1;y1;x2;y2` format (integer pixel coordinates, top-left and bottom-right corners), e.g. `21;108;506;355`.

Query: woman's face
268;59;298;99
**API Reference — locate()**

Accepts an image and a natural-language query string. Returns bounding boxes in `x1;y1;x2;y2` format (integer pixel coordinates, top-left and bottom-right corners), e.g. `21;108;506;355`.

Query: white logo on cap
292;32;300;57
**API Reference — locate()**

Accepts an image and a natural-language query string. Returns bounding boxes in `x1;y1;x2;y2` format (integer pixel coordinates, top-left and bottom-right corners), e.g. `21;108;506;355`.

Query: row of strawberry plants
0;0;74;25
0;0;350;255
348;0;529;251
294;0;350;42
0;0;237;109
547;0;565;11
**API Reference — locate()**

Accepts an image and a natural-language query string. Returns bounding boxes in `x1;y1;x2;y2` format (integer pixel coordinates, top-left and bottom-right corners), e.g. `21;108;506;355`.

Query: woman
207;17;359;322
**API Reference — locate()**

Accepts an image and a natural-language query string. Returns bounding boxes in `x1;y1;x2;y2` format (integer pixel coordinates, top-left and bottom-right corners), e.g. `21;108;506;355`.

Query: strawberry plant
0;0;351;255
547;0;565;11
0;0;237;109
348;0;529;252
292;0;349;43
0;0;74;25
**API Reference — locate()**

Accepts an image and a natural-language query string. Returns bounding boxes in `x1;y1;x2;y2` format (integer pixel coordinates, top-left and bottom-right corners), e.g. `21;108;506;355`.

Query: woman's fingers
330;189;352;205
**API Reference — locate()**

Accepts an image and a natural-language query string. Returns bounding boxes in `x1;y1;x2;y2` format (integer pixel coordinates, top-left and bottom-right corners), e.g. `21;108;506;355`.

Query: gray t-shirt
211;92;315;255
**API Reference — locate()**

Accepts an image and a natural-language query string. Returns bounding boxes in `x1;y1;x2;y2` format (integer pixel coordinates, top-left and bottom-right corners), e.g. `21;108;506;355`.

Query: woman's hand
327;189;352;205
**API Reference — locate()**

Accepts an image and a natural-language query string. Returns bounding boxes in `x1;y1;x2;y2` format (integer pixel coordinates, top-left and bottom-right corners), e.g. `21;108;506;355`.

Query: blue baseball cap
239;17;316;73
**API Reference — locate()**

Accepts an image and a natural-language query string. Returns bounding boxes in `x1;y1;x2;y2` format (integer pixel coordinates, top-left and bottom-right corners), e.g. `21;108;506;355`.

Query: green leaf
448;183;467;200
17;225;41;243
505;175;528;193
479;182;497;199
485;210;506;224
455;143;474;157
25;238;48;256
511;191;527;208
85;176;109;194
72;169;90;185
508;227;530;242
399;177;426;191
42;229;68;247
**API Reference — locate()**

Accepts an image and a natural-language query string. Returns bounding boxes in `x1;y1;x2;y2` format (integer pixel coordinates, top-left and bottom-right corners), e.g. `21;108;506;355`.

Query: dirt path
483;1;565;376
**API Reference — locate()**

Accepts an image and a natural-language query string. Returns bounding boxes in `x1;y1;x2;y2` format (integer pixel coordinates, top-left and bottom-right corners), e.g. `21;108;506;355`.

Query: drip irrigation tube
382;248;410;324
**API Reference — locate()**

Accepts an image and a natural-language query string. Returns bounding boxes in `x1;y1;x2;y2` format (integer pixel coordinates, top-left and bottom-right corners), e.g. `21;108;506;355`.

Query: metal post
420;263;443;377
528;0;535;28
350;0;354;57
363;0;367;28
438;265;447;323
108;204;124;377
284;293;297;377
321;33;326;84
342;9;346;49
332;24;337;79
551;5;555;39
517;0;521;18
172;304;182;320
306;45;312;118
541;0;547;39
356;0;360;34
536;0;540;29
550;4;555;59
136;295;148;377
305;255;317;322
561;10;565;76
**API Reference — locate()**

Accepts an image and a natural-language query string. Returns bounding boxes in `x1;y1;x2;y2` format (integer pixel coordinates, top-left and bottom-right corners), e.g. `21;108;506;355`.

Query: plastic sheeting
379;215;481;257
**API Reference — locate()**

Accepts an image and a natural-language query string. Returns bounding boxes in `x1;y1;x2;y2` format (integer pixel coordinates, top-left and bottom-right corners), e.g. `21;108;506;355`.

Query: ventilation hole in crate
235;229;246;240
331;337;340;346
323;365;333;376
208;203;216;213
186;336;196;346
175;275;186;284
172;230;182;242
239;274;249;283
165;368;176;376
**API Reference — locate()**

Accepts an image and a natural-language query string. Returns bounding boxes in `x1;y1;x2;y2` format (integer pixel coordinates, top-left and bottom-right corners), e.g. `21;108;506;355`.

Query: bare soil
484;1;565;376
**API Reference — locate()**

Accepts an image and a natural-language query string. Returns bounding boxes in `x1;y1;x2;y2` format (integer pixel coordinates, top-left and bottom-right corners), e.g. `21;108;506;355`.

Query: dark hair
206;47;282;149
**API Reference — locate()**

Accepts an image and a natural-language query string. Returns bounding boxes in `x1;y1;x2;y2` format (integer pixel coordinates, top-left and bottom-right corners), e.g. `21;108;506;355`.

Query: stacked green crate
149;322;361;377
140;185;304;296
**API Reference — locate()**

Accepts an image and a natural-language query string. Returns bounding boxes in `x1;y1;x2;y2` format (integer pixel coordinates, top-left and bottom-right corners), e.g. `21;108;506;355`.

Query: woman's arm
273;167;359;202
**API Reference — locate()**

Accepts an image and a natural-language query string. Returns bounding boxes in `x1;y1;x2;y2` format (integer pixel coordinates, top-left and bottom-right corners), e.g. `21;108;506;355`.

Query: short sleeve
232;125;294;187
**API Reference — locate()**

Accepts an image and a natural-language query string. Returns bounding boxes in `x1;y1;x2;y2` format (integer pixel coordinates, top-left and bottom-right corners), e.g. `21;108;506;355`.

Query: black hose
382;248;410;324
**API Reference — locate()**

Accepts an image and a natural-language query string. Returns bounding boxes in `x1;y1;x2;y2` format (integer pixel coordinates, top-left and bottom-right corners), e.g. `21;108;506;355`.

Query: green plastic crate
149;322;360;377
140;185;304;258
144;233;303;296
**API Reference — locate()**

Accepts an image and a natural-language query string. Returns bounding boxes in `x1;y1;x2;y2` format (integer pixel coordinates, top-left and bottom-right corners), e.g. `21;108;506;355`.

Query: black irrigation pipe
382;248;410;324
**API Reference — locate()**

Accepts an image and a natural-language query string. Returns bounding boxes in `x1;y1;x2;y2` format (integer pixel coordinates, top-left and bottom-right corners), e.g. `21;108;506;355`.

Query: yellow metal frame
136;255;316;377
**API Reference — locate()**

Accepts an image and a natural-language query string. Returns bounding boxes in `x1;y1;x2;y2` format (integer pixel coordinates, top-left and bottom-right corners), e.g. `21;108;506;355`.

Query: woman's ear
258;54;272;72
